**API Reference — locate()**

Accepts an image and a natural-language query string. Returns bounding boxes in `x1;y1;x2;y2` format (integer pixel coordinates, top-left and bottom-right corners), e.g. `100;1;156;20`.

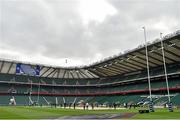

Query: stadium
0;30;179;119
0;0;180;119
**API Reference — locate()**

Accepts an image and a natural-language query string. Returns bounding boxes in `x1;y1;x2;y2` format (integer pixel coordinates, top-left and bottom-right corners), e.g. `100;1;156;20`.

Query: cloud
0;0;179;66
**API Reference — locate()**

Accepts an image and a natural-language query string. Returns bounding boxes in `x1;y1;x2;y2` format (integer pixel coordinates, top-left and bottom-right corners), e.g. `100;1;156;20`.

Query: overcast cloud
0;0;180;67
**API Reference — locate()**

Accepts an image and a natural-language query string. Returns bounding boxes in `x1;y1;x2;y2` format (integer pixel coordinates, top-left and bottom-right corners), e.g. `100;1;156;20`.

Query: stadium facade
0;30;179;108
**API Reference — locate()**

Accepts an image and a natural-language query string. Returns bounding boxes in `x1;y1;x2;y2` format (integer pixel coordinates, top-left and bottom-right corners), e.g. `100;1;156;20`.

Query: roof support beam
57;69;61;78
70;71;75;79
7;62;13;74
46;69;57;77
88;69;106;77
109;64;129;73
86;71;98;78
76;71;81;79
132;54;159;66
114;62;137;71
167;41;180;50
99;65;123;74
142;44;177;63
0;61;4;73
155;44;180;59
124;61;143;69
118;60;141;70
152;50;176;62
105;68;123;74
128;58;147;67
96;66;120;75
40;67;52;77
93;68;110;76
79;70;90;78
78;70;86;78
46;69;56;77
62;70;66;79
52;69;58;78
40;66;44;71
67;71;70;79
163;48;180;59
139;51;163;63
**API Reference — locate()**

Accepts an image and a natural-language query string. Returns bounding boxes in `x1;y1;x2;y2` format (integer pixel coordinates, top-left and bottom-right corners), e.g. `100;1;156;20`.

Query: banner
16;63;40;76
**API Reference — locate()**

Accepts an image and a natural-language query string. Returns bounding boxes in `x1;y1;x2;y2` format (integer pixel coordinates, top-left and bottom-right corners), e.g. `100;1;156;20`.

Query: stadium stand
0;30;179;108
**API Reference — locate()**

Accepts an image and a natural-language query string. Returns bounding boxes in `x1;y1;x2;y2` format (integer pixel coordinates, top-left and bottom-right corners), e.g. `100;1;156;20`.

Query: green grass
133;109;180;119
0;106;179;119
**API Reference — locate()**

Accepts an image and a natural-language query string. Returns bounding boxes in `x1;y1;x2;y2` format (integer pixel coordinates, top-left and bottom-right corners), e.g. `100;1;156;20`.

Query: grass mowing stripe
0;107;27;119
0;107;179;119
0;106;60;119
133;109;180;119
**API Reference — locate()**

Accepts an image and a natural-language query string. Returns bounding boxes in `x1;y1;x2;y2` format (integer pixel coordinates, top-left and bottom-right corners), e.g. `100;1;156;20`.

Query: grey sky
0;0;179;67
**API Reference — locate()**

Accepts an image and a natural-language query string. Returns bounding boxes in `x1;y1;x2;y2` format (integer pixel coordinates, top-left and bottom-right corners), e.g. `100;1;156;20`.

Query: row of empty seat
1;94;180;106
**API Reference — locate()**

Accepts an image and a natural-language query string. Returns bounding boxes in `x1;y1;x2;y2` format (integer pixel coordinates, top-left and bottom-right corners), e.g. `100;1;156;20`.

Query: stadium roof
0;59;99;79
0;30;180;79
86;30;180;77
